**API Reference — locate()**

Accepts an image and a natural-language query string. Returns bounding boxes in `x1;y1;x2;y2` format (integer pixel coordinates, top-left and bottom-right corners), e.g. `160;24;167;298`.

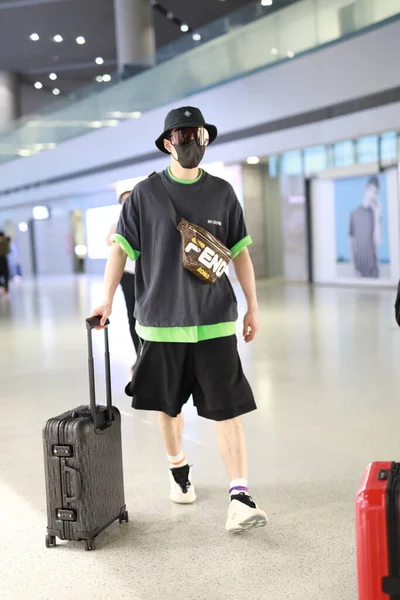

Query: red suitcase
356;462;400;599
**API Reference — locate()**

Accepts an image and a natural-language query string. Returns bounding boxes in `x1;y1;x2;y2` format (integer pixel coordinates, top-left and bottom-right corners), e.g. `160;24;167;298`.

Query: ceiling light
18;222;29;233
48;143;56;150
271;48;278;55
246;156;260;165
180;24;189;33
106;120;119;127
52;88;60;96
34;81;43;89
76;36;86;45
95;56;104;65
33;206;50;220
96;75;103;83
49;72;57;81
132;111;142;119
261;0;273;5
102;74;111;82
53;34;63;43
193;33;201;42
91;121;103;128
287;50;295;58
30;33;40;41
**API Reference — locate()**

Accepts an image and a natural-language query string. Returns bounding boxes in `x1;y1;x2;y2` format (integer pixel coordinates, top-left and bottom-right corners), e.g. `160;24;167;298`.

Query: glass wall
269;131;399;177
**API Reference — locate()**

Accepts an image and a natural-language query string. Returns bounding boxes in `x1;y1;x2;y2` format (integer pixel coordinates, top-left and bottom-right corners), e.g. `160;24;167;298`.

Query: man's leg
158;412;196;504
157;412;184;457
217;417;247;480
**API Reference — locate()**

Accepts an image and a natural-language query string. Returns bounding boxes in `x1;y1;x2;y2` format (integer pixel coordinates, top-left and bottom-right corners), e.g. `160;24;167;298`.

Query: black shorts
125;335;256;421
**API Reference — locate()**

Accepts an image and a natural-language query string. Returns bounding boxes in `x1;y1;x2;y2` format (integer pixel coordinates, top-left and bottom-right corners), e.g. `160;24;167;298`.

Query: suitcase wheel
45;535;56;549
85;539;96;551
119;510;129;524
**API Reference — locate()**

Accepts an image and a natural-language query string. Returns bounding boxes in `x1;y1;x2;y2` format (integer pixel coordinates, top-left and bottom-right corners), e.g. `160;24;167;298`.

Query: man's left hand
243;310;259;343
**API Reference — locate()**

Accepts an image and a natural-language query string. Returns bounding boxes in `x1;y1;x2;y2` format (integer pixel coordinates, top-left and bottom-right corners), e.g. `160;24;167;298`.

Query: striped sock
167;451;188;469
229;478;249;497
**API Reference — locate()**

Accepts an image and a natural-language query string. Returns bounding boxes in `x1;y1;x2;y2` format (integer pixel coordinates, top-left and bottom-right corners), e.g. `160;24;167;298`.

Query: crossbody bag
149;173;232;284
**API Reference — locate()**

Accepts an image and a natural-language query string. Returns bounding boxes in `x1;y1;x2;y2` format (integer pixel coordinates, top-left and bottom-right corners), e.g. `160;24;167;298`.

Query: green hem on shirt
136;322;236;343
111;233;140;261
230;235;252;259
167;167;203;185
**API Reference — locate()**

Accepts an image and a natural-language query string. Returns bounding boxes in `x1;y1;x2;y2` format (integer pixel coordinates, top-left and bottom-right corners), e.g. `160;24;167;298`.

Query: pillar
0;71;19;133
114;0;156;76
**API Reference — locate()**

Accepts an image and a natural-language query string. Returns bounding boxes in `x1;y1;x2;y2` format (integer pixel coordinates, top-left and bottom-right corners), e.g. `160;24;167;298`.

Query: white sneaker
169;464;197;504
226;493;268;533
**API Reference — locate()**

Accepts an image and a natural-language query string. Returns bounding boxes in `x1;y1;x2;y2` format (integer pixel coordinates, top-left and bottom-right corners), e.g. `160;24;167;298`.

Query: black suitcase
43;316;128;551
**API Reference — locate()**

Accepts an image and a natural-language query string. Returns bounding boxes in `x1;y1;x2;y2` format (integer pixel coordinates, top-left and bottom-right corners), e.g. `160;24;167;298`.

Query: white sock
229;478;249;496
167;451;188;469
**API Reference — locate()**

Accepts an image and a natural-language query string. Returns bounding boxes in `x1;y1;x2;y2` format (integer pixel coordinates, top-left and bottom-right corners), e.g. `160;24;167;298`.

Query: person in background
106;191;141;361
348;176;382;278
0;232;10;294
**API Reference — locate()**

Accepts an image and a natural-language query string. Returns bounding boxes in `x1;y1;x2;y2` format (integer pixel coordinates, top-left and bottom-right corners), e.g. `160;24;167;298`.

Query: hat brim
155;123;218;154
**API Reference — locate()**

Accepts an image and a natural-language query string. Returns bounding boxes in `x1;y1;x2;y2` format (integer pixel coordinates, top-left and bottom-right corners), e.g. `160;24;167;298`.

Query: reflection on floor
0;276;398;600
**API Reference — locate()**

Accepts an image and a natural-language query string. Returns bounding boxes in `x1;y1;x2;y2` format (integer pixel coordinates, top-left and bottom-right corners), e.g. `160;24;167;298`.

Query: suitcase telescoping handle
85;316;113;428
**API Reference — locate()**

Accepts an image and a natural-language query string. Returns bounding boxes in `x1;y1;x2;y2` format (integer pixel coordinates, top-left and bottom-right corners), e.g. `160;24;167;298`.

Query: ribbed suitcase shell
43;405;126;547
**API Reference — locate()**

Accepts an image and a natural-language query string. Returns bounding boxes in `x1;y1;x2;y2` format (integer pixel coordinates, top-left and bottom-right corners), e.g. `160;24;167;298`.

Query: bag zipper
188;225;231;260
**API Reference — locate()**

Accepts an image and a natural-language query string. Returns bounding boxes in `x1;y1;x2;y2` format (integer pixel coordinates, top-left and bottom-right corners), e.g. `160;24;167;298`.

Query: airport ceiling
0;0;298;97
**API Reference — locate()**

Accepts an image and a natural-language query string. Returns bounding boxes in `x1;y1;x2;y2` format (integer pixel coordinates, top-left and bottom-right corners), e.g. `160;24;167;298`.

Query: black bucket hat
155;106;218;154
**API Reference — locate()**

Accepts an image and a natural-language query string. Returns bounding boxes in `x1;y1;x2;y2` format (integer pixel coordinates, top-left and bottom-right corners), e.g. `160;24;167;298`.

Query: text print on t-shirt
185;233;229;280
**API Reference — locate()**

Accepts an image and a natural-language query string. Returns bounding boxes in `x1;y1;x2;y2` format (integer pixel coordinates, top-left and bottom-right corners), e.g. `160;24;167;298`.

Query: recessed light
95;56;104;65
271;48;278;55
53;34;63;43
180;24;189;33
193;33;201;42
132;111;142;119
30;33;40;41
287;50;295;58
48;143;56;150
96;75;103;83
76;36;86;45
106;120;119;127
49;73;57;81
246;156;260;165
261;0;273;6
102;74;111;82
91;121;103;128
34;81;43;89
18;222;29;232
52;88;60;96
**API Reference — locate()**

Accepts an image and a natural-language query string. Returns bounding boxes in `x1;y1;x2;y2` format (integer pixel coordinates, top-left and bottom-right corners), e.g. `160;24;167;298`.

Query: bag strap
148;172;180;228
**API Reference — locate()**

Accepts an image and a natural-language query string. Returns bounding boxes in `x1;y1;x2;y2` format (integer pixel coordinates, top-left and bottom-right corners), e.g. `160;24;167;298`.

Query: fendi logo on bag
178;219;232;284
185;234;229;280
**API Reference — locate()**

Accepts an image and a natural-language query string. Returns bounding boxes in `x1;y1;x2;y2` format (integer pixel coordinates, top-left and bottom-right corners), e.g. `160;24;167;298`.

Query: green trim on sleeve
136;322;236;343
111;233;140;261
167;167;203;185
230;235;252;259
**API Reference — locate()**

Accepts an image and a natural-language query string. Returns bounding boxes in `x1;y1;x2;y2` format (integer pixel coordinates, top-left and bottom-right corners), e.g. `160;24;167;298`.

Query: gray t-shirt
115;169;249;328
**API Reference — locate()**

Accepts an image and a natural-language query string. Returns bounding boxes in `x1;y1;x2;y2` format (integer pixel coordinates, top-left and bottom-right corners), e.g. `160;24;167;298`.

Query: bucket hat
155;106;218;154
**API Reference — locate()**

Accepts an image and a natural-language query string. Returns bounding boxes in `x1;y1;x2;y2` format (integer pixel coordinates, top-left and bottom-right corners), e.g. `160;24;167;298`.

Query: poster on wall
334;173;390;280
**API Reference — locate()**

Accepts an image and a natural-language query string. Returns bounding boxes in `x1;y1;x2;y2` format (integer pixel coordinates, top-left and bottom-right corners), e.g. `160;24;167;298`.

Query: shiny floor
0;276;398;600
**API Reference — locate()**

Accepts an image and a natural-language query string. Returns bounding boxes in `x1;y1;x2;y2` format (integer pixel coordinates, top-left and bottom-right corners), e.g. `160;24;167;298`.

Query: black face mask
174;141;205;169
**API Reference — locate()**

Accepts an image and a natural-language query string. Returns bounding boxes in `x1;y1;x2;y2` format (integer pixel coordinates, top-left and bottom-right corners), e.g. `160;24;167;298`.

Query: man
0;232;10;293
348;176;382;278
90;106;267;533
106;191;141;360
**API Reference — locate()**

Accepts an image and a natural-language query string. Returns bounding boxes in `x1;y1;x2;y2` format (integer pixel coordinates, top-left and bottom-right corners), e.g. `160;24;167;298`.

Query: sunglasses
167;127;210;147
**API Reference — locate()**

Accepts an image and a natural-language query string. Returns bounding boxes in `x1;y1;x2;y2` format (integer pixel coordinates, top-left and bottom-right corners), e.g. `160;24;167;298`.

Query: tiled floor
0;276;398;600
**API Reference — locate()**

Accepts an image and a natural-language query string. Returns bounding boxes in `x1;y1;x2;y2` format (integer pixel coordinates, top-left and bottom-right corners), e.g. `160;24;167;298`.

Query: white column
0;71;19;132
114;0;156;73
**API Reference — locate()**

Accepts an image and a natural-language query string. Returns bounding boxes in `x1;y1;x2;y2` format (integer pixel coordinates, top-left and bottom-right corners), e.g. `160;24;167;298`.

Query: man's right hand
89;302;112;329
